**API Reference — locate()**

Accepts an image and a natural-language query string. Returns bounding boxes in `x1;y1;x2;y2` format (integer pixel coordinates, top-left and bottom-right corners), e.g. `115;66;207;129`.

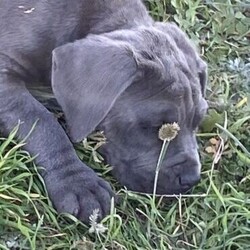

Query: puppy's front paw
44;167;113;223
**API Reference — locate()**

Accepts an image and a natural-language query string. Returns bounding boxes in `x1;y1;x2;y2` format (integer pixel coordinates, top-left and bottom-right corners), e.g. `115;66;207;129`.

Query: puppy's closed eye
140;121;159;130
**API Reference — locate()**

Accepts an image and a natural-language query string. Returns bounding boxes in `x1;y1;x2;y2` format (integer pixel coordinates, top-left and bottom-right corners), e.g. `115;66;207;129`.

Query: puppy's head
52;23;208;194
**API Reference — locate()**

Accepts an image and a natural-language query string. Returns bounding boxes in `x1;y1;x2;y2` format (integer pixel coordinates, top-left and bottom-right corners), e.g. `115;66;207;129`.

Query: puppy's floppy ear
52;35;140;142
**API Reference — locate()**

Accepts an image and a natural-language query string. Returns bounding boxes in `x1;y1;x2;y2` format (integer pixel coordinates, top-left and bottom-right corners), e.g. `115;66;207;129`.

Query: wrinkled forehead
136;26;205;99
104;24;206;99
125;59;203;113
107;24;207;117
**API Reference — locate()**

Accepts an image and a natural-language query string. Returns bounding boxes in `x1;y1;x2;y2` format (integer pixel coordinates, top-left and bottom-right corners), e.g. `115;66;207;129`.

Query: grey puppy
0;0;208;222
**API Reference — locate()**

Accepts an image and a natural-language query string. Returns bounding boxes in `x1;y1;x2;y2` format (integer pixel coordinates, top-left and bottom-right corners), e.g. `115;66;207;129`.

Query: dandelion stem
153;139;170;203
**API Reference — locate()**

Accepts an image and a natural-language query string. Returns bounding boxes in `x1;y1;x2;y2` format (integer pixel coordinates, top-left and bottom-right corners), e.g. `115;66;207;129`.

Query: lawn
0;0;250;249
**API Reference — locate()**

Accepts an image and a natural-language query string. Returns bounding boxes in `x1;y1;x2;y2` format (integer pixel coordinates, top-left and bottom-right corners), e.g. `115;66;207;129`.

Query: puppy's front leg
0;73;112;223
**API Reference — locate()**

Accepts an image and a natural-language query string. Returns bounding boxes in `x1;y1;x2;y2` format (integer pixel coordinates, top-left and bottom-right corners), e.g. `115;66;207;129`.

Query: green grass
1;0;250;249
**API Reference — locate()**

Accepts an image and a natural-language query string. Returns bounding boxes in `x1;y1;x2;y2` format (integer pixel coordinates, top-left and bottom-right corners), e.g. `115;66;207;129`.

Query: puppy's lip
125;178;155;194
180;185;193;193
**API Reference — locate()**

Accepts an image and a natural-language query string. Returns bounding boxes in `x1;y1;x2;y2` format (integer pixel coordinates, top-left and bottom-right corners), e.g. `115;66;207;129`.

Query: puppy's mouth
153;180;192;195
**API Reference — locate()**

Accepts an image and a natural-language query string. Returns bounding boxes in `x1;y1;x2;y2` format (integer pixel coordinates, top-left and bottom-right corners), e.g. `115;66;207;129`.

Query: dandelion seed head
158;122;180;141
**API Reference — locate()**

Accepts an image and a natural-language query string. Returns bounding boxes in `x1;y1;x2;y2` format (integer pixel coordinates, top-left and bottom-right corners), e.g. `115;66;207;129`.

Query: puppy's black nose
179;172;200;188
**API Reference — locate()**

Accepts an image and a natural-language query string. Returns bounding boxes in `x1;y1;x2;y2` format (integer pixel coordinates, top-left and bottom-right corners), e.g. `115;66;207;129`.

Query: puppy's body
0;0;207;222
0;0;151;84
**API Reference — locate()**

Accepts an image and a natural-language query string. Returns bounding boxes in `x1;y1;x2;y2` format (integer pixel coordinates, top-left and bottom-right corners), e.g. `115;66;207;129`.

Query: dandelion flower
153;122;180;200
